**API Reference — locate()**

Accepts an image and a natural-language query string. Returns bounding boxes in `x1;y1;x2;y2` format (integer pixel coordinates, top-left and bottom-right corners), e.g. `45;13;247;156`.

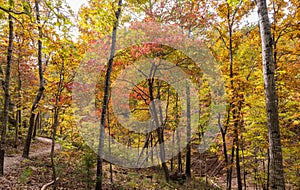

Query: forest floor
0;137;62;189
4;137;61;172
0;138;222;189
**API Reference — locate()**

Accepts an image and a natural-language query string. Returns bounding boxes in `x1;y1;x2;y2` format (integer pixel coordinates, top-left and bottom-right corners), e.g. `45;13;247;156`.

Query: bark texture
0;12;13;176
257;0;285;189
23;0;45;159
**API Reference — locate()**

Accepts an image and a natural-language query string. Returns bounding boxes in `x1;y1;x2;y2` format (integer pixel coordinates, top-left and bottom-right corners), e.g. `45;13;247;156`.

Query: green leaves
8;0;14;7
23;1;32;18
0;10;4;19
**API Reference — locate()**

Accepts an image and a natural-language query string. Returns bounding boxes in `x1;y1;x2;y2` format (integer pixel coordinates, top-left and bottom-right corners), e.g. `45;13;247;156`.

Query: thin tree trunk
267;149;270;189
95;1;122;189
14;41;22;148
177;132;182;173
171;131;174;171
242;136;247;190
39;113;42;135
175;93;182;173
228;145;234;190
50;57;65;190
235;138;242;189
185;83;191;178
0;11;13;176
107;107;113;184
218;112;230;189
257;1;285;189
147;77;169;182
229;18;242;190
254;155;258;190
224;2;243;188
14;110;19;148
150;126;154;164
233;104;242;190
23;0;45;158
33;112;39;139
51;112;58;190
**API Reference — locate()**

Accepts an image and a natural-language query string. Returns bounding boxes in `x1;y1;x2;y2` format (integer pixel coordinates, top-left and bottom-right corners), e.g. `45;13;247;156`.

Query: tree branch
0;6;26;15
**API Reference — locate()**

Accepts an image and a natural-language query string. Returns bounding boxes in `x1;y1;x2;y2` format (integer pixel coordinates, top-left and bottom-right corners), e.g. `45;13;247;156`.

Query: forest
0;0;299;189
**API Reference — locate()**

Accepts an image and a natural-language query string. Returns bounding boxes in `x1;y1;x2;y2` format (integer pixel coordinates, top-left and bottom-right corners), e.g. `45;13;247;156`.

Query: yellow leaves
126;0;148;6
227;0;241;7
0;9;5;19
293;120;300;126
215;3;229;19
78;0;121;39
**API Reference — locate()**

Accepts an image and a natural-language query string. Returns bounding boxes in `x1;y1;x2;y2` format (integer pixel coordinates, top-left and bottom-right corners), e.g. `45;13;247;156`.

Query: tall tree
208;1;253;188
23;0;45;158
50;56;65;190
147;72;170;182
14;33;23;148
0;6;13;176
257;0;285;189
95;0;123;189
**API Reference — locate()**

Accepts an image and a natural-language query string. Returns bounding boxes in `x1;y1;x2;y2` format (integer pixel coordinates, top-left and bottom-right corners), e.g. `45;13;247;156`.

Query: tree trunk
33;112;39;139
51;113;58;190
0;11;13;176
185;83;191;178
171;132;174;171
175;94;182;173
23;0;45;159
233;104;242;190
242;136;247;189
267;149;270;189
218;112;230;189
147;77;169;182
257;0;285;189
107;107;113;184
95;1;122;189
14;42;22;148
228;145;234;190
228;12;242;189
235;139;242;190
14;110;19;148
50;57;65;190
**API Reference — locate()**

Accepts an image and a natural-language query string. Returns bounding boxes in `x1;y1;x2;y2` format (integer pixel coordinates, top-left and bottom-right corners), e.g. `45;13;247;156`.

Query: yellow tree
0;0;31;176
206;1;255;189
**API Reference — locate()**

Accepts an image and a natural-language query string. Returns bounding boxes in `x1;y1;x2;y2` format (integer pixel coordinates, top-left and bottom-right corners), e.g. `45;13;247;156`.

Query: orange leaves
143;16;155;23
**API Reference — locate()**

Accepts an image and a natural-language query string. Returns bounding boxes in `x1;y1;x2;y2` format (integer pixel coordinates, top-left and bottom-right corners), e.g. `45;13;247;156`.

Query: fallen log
41;177;59;190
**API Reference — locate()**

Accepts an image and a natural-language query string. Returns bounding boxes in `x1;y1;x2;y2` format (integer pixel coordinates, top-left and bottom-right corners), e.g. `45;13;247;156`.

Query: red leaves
129;43;162;59
64;82;73;91
49;94;71;107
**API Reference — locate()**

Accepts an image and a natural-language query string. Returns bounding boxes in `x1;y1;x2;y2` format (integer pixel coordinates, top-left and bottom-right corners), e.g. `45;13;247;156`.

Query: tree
257;0;285;189
185;83;191;178
50;56;65;190
147;71;170;182
95;0;123;189
0;5;13;176
23;0;45;159
207;1;255;188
